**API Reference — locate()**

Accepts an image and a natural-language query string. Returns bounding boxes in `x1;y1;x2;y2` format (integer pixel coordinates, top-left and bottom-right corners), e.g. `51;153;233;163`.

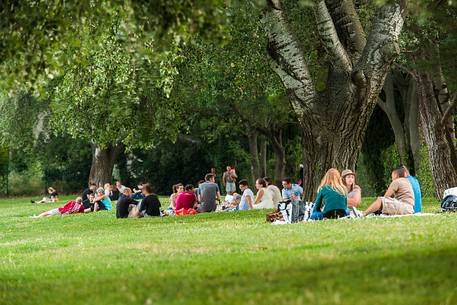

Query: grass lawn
1;196;456;305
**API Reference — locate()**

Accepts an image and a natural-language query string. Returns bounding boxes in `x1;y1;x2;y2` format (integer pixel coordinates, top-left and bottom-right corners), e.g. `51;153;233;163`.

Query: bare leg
36;210;54;218
363;197;382;216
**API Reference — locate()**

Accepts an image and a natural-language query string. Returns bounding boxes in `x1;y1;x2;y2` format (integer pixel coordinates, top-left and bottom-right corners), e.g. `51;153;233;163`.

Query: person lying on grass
362;167;414;217
32;197;91;218
31;187;59;204
311;168;348;220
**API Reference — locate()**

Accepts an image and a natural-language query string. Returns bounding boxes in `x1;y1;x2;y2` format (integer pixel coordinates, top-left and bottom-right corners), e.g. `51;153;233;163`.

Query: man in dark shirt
116;188;138;218
139;183;161;217
82;182;97;209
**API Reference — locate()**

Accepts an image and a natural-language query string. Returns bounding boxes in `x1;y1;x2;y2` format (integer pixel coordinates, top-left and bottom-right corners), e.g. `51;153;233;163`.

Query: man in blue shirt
281;178;303;201
402;165;422;213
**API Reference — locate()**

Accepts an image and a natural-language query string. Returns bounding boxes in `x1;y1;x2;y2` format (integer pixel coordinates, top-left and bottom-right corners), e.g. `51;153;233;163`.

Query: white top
254;187;274;209
267;185;282;206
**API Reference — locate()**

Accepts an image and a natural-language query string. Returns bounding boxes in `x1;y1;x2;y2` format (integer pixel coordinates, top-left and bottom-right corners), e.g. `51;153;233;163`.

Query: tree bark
265;0;404;200
88;144;124;186
259;135;267;177
416;71;457;198
247;130;262;181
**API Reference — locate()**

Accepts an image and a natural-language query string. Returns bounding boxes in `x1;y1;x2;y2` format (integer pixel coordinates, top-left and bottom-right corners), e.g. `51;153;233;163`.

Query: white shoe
351;207;364;218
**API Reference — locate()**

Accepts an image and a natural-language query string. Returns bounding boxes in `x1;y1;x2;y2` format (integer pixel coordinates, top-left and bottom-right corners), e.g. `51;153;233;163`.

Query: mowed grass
1;196;457;305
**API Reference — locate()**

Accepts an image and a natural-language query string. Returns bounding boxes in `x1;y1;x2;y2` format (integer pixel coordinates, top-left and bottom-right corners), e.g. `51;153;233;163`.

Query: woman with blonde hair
311;168;348;220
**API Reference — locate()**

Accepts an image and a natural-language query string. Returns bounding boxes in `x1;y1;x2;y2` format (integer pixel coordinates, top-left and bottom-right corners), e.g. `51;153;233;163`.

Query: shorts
50;208;61;216
225;182;236;193
381;197;414;215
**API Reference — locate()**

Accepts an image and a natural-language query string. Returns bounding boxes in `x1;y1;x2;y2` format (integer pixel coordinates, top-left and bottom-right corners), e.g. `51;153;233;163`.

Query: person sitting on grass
281;178;303;202
176;184;197;210
253;178;274;209
31;187;59;204
169;183;184;210
132;181;145;200
197;173;221;213
361;167;414;217
311;168;348;220
32;197;90;218
238;179;254;210
129;183;161;217
401;165;422;213
222;193;242;210
116;188;138;219
264;177;282;207
341;169;362;208
93;188;112;211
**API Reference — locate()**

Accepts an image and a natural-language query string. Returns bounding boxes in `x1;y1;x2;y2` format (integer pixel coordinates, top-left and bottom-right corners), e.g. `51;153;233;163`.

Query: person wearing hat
341;169;362;208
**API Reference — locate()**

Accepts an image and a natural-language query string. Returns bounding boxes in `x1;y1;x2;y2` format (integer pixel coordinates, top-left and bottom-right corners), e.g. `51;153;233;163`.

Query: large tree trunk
377;70;421;174
416;71;457;198
265;0;405;200
88;144;124;186
259;135;267;177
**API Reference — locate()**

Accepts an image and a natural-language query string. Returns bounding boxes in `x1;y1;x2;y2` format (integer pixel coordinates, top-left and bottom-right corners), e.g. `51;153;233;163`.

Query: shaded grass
1;196;456;305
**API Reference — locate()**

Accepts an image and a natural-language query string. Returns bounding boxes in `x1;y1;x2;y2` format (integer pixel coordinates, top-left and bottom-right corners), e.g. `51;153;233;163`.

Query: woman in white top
253;178;274;209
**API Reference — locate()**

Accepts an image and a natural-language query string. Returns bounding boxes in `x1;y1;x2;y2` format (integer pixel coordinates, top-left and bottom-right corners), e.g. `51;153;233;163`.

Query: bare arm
254;189;264;204
246;195;253;209
347;192;361;208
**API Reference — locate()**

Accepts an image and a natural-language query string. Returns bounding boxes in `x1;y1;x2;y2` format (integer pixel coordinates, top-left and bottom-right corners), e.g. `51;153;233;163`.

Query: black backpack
441;195;457;212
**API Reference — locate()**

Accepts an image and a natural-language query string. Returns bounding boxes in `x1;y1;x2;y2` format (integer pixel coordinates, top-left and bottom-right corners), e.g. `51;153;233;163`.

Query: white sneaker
351;207;364;218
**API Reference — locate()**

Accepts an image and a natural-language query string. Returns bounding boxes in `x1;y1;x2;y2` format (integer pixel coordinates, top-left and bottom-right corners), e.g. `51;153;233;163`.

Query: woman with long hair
253;178;274;209
311;168;348;220
341;169;362;208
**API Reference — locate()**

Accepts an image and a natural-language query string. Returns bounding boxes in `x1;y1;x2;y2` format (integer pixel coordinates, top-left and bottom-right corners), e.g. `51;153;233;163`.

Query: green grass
1;196;456;305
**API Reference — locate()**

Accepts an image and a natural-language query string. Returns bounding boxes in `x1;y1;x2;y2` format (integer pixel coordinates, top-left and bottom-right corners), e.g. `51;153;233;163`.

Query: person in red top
175;184;197;210
32;197;91;218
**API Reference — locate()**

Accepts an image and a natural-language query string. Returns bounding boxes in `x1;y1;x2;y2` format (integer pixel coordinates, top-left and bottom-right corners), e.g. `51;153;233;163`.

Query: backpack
441;195;457;212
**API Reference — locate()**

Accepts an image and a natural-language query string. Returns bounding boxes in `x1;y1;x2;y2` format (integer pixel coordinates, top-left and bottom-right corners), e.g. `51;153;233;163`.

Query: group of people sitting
310;165;421;220
31;164;422;221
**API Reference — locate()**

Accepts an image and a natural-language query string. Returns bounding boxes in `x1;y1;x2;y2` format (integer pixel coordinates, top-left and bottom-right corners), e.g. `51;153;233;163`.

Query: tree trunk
265;0;405;200
271;131;286;187
88;144;124;186
259;135;267;177
416;71;457;198
247;130;262;182
377;70;421;174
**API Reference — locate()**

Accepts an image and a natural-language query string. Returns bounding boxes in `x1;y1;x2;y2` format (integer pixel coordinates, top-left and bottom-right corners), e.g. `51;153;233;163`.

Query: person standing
222;166;237;195
198;173;221;213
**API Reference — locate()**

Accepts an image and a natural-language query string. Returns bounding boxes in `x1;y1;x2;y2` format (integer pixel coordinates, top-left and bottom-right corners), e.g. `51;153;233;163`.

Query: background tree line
0;0;455;197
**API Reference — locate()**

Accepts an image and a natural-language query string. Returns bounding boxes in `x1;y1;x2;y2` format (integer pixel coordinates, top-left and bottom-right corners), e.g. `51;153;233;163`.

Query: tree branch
315;0;352;72
441;92;457;127
264;0;317;120
324;0;366;62
353;3;404;92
